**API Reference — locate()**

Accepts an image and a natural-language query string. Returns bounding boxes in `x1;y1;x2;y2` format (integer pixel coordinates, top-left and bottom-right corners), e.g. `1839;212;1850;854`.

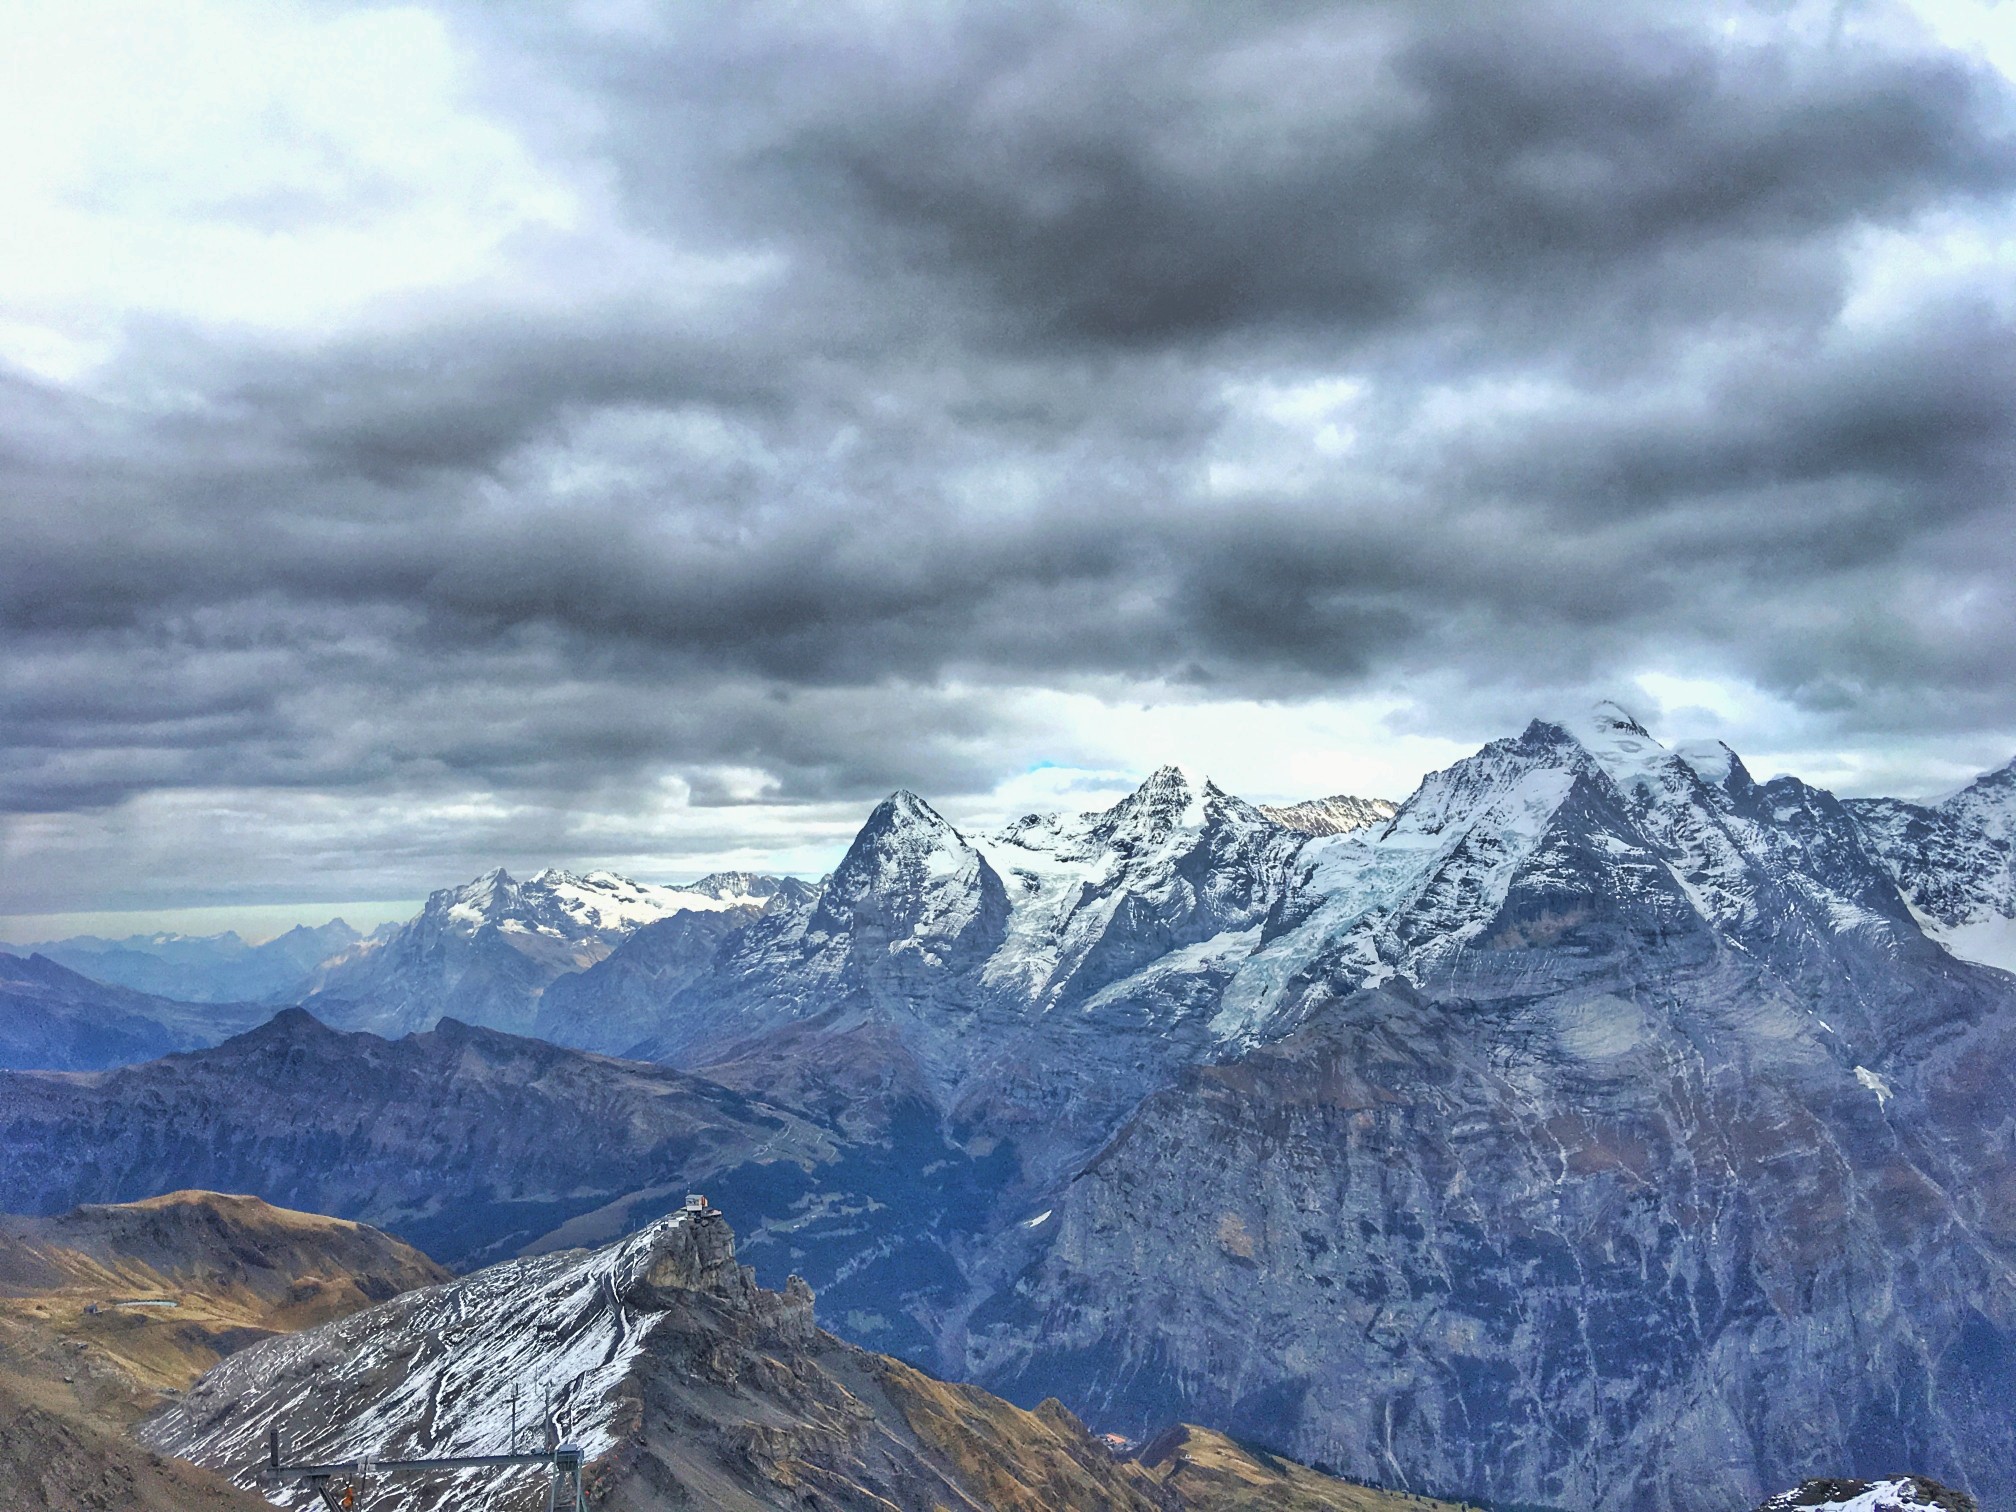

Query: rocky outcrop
1755;1479;1977;1512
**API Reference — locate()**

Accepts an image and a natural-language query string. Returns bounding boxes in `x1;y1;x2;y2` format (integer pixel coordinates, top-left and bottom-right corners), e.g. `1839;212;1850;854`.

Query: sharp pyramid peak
428;866;514;905
854;789;968;848
877;788;952;822
1121;763;1220;808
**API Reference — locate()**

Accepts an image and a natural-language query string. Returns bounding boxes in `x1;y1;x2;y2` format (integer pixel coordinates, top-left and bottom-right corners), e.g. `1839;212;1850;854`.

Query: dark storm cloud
5;0;2016;912
577;0;2011;353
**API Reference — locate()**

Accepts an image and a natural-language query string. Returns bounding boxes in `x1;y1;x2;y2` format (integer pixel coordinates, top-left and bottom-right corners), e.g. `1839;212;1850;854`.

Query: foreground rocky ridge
145;1208;1460;1512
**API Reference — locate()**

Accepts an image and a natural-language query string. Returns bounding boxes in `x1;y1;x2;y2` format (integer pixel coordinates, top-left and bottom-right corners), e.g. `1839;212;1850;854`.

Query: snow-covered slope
1210;703;1931;1048
143;1209;789;1510
1849;758;2016;972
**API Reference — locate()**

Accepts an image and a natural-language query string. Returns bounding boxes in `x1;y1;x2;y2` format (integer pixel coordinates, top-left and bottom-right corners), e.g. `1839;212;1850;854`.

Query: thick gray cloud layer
4;0;2015;914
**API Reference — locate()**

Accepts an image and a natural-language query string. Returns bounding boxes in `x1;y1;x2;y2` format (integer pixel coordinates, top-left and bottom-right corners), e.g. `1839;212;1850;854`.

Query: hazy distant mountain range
9;704;2016;1510
9;919;366;1004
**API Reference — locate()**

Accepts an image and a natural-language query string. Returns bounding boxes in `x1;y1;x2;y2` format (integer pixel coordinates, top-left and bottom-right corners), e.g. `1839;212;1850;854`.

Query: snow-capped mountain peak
807;791;1008;953
1087;764;1224;853
307;864;798;1038
1553;700;1685;795
425;867;755;944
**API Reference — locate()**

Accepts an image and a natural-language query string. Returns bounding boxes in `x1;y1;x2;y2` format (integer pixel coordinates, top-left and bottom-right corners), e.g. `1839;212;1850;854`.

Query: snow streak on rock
145;1214;705;1511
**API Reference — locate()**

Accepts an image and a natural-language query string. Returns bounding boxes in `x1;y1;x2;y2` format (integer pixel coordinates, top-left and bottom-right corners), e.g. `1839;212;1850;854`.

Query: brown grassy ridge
1135;1423;1483;1512
0;1187;449;1421
0;1189;448;1512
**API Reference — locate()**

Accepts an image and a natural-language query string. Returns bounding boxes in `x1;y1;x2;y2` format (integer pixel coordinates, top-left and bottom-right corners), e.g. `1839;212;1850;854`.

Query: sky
3;0;2015;938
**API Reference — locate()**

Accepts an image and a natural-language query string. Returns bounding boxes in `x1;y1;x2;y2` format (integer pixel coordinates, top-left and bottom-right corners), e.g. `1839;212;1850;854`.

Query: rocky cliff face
532;903;764;1055
960;712;2016;1512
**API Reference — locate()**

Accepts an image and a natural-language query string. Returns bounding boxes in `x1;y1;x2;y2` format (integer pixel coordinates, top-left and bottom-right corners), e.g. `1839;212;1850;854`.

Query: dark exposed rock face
532;904;762;1055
